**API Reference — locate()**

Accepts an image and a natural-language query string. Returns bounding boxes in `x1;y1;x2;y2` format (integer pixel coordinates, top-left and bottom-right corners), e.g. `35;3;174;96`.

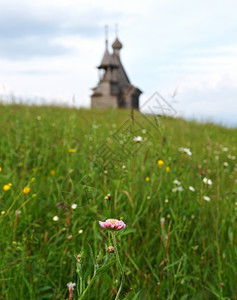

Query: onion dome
112;38;123;50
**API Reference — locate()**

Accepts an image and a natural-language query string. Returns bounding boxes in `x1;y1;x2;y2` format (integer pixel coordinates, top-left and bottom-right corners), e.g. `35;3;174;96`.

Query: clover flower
99;219;126;231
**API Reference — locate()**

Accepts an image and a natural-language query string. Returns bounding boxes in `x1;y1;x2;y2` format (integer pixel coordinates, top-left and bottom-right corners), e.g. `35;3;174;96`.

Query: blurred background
0;0;236;126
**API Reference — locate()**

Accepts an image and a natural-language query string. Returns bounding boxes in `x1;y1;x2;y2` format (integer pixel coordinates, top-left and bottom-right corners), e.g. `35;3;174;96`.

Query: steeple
98;25;118;69
112;24;123;56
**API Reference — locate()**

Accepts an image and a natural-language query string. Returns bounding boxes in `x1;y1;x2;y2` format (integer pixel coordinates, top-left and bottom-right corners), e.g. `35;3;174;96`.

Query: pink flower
99;219;126;231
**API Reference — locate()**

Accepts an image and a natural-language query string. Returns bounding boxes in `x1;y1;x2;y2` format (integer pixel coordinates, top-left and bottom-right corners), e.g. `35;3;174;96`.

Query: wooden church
91;32;142;109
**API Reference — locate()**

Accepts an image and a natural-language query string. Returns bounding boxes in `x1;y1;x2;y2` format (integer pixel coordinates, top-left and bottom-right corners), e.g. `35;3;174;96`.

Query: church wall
91;95;118;109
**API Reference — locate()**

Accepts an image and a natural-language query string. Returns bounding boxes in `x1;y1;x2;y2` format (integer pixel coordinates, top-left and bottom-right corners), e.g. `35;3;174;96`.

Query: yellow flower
166;166;170;172
145;177;150;182
0;166;2;172
50;169;55;175
158;160;164;168
23;186;30;194
69;148;76;153
3;184;11;191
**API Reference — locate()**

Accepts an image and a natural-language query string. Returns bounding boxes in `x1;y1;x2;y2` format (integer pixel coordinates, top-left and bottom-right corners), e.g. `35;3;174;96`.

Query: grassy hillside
0;104;236;299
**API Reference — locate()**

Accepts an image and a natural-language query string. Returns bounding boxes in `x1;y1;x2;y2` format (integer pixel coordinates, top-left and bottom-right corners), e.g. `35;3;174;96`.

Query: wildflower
50;169;55;175
78;229;83;234
173;179;181;185
67;282;76;300
203;177;212;185
133;136;143;142
189;186;195;192
142;129;147;134
147;196;151;200
68;148;76;153
36;116;41;121
104;170;108;174
3;184;11;191
67;235;73;240
71;203;77;209
53;216;59;221
108;246;115;253
160;217;165;228
166;166;170;172
145;177;150;182
0;166;2;172
23;186;30;194
122;165;126;169
203;196;211;202
222;147;228;152
77;254;82;260
1;211;6;215
223;162;228;167
172;186;183;192
179;147;192;156
157;160;164;168
165;199;169;203
99;219;126;231
104;193;111;200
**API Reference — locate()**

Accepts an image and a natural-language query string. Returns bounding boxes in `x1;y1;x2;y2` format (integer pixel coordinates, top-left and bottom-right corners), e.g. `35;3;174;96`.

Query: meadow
0;104;236;300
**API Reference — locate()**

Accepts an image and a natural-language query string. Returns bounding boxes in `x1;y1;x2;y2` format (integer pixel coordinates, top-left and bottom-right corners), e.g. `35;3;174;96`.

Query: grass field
0;104;236;300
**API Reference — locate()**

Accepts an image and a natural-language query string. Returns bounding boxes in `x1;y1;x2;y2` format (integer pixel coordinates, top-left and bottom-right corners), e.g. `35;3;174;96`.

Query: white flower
223;162;228;167
203;177;212;185
173;179;181;185
172;186;183;192
36;116;41;121
189;186;195;192
203;196;211;202
78;229;83;234
222;147;228;152
179;147;192;156
165;199;169;203
71;203;77;209
53;216;59;221
67;282;76;291
133;136;143;142
142;129;147;134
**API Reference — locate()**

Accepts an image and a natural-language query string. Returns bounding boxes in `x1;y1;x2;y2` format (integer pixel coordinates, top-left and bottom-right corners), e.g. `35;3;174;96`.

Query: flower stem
111;231;125;300
79;274;97;300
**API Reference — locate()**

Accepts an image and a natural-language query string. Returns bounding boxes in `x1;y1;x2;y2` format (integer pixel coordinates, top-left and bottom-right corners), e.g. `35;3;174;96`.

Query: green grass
0;103;236;299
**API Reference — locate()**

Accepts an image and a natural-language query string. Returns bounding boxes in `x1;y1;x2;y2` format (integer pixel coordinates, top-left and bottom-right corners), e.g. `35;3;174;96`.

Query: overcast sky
0;0;236;126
